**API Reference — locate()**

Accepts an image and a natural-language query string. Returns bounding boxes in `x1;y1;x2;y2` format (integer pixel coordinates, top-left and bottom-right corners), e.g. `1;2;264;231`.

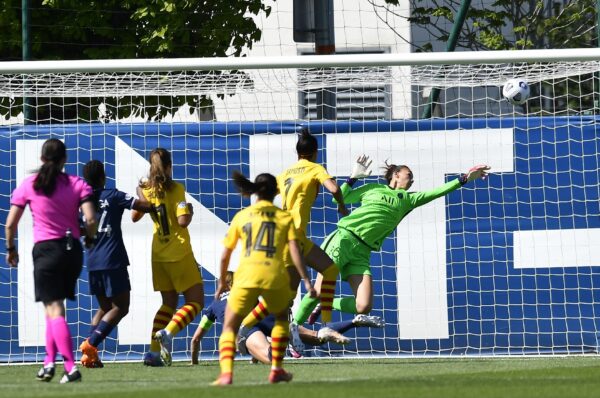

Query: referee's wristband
6;246;16;253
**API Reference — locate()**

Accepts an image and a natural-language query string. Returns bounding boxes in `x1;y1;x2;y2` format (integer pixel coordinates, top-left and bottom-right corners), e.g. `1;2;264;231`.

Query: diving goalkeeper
294;155;490;323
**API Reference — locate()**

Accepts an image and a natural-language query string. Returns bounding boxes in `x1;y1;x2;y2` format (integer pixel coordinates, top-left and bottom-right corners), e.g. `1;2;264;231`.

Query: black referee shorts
32;238;83;303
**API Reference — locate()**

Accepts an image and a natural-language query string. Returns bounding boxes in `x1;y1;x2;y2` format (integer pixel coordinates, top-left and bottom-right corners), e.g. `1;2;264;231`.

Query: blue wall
1;117;599;361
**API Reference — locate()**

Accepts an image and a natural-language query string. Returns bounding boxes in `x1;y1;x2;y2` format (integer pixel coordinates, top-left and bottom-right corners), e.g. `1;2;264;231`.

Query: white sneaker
288;322;305;355
36;363;55;382
352;314;385;328
317;327;350;345
59;366;82;384
154;329;173;366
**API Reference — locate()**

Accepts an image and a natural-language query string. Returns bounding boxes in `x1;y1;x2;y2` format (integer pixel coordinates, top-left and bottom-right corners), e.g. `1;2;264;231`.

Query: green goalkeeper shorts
321;228;372;281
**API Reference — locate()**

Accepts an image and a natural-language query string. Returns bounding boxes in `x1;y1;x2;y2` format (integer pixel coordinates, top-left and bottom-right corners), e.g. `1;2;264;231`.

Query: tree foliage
0;0;272;122
379;0;598;115
381;0;596;51
1;0;271;59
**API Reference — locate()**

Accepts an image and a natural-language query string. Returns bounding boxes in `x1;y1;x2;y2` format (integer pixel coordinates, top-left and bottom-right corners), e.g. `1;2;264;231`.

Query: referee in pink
4;139;97;384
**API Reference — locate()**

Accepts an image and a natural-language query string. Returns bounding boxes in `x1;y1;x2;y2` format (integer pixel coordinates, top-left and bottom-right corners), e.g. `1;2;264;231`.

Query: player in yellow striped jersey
131;148;203;367
241;128;348;352
213;171;315;386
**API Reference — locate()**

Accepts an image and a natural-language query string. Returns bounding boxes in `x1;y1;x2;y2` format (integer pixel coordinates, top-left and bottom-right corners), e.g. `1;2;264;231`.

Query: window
298;49;391;121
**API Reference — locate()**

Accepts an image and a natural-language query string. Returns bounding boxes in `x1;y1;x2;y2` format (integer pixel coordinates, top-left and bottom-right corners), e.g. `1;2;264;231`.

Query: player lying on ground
295;156;491;323
79;160;155;368
190;272;383;364
234;313;385;364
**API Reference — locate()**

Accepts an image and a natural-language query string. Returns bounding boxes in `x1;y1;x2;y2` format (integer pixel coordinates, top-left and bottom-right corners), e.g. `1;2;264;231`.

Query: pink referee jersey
10;174;93;243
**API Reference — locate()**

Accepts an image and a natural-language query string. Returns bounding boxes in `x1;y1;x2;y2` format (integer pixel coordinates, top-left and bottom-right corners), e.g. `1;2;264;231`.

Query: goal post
1;49;599;363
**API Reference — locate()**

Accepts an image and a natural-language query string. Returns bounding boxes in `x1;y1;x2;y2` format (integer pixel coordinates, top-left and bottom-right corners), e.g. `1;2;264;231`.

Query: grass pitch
1;357;600;398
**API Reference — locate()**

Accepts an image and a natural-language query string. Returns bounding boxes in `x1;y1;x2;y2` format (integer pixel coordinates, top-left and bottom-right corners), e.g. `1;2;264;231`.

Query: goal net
1;49;599;363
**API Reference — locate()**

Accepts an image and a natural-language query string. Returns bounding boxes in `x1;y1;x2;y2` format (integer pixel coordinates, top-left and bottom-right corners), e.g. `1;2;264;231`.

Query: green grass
2;357;600;398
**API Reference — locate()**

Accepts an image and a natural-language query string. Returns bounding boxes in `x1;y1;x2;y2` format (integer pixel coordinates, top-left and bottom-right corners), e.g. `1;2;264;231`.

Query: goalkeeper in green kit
293;155;490;324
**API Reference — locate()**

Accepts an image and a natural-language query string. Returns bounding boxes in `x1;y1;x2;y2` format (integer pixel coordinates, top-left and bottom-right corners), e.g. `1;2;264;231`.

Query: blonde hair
225;271;234;289
139;148;173;196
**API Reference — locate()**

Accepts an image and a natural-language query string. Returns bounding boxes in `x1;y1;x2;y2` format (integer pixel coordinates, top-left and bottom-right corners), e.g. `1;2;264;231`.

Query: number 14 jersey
223;200;297;290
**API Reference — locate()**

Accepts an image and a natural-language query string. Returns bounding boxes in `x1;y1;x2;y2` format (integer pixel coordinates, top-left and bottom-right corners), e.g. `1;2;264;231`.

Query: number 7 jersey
277;158;332;232
142;182;193;263
223;200;298;290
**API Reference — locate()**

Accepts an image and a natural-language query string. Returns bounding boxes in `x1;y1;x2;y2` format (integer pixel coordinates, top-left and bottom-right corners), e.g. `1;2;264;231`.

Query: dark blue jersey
204;292;229;323
203;291;277;339
86;188;135;271
203;292;276;333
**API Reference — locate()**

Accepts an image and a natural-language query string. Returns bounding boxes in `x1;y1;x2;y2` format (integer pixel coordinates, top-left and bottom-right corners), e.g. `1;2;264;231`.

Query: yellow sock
241;298;269;328
150;304;173;352
320;263;339;324
218;331;236;375
165;302;201;336
270;319;289;370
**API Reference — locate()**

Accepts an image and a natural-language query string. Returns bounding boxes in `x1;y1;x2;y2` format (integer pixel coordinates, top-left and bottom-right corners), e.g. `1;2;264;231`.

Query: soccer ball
502;78;530;105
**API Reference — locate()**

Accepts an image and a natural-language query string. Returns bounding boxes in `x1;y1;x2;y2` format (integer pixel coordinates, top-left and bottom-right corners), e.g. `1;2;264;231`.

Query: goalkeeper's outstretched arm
409;164;491;208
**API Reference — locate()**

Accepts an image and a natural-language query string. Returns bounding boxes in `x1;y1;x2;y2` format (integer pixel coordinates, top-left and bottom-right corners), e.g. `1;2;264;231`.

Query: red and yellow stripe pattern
150;305;174;352
165;302;201;336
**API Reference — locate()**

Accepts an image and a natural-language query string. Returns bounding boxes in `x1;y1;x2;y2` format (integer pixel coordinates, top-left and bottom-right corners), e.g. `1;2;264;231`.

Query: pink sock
49;316;75;372
44;316;57;367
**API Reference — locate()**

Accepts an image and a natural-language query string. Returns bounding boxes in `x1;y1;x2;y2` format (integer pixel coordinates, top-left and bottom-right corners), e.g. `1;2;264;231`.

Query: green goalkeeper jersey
336;178;462;250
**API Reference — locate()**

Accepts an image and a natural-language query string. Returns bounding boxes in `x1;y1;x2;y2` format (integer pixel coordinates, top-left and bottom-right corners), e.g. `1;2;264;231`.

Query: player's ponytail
141;148;173;196
383;161;410;184
225;271;234;289
33;138;67;196
296;127;318;158
232;171;277;201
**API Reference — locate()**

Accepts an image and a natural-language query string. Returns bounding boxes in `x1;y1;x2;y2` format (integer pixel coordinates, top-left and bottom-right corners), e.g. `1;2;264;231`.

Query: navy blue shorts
245;315;276;340
238;315;277;355
89;267;131;298
33;239;83;303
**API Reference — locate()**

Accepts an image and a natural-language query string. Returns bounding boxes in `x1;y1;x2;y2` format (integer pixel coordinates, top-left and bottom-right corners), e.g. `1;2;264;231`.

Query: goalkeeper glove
460;164;491;185
350;154;373;179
